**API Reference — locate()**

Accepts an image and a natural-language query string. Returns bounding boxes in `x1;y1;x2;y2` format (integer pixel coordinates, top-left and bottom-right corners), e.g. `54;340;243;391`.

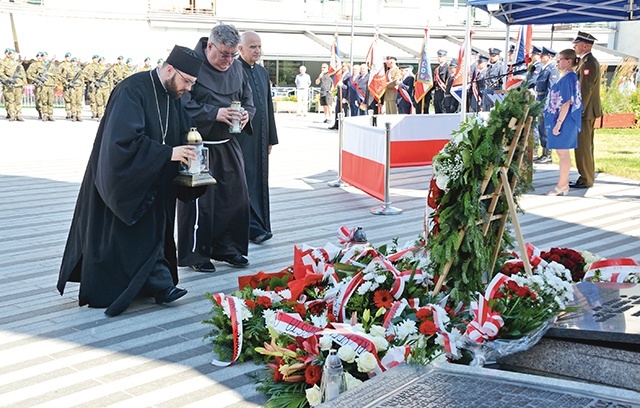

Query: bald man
237;31;279;244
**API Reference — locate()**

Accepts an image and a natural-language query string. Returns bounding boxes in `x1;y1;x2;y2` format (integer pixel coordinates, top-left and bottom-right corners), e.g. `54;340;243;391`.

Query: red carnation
244;299;256;310
293;303;307;316
416;308;432;321
257;296;272;308
419;320;438;336
304;364;323;385
373;289;393;309
308;301;326;316
327;312;336;323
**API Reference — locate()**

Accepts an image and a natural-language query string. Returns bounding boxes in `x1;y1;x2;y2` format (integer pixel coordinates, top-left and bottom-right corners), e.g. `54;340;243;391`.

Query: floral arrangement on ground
200;225;640;407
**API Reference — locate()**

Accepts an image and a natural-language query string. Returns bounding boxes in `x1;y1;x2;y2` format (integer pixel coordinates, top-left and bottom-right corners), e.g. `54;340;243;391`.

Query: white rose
305;385;322;407
356;351;378;373
319;335;333;351
369;324;386;338
337;345;356;363
344;371;363;390
371;335;388;352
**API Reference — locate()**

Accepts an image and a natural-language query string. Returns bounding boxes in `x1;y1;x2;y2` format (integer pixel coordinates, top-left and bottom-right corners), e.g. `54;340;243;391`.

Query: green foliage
427;87;542;302
600;58;639;118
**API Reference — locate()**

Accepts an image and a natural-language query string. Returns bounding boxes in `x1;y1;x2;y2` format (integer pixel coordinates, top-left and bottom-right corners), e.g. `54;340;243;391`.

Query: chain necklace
150;68;169;145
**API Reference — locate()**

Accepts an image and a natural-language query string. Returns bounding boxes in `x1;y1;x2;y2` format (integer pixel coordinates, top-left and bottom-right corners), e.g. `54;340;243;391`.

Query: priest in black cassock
177;24;256;273
237;31;278;244
57;46;204;317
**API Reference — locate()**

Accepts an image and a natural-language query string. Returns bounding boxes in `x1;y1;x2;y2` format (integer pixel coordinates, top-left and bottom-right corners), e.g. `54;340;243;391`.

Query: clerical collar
154;67;168;93
240;57;255;69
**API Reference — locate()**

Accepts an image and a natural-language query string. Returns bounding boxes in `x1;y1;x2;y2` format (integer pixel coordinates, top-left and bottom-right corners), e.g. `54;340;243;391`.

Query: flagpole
461;5;472;120
349;0;355;69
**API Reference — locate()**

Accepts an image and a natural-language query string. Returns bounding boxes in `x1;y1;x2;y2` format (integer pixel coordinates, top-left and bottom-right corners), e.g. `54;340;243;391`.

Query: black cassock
177;37;255;266
238;58;278;240
57;70;192;316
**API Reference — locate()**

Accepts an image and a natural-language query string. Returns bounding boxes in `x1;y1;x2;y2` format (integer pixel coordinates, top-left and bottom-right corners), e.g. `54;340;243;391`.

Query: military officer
26;51;56;121
570;31;602;189
137;57;151;72
111;56;127;87
526;46;543;88
482;48;507;111
82;54;100;118
383;56;402;114
1;49;26;121
534;47;560;163
124;58;136;78
433;49;449;114
470;55;488;113
1;47;14;118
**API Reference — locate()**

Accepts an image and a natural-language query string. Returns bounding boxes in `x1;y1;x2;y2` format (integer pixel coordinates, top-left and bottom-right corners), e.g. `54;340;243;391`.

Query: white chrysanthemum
357;280;373;295
238;301;253;321
356;351;378;373
337;345;356;363
395;319;417;341
310;312;328;328
305;385;322;407
375;274;387;284
262;309;277;329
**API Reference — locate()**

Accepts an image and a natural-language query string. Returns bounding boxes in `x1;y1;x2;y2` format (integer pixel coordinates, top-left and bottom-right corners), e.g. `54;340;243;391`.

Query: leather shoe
328;125;338;130
569;181;592;189
155;286;187;304
215;254;250;268
251;231;273;244
190;261;216;272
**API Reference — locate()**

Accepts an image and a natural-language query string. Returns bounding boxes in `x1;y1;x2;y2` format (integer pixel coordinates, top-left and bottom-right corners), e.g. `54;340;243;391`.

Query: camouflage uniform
93;57;111;120
62;57;84;121
1;50;26;121
124;58;136;78
82;55;100;118
1;48;13;118
136;57;151;73
26;52;56;121
111;56;127;89
58;53;73;118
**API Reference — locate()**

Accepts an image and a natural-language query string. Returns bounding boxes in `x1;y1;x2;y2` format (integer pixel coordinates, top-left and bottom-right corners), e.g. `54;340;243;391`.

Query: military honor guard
433;49;450;114
470;55;488;112
482;48;507;111
1;49;26;121
534;47;560;163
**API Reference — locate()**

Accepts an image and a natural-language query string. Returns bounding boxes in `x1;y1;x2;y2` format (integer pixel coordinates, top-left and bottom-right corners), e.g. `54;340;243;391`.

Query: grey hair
209;24;240;48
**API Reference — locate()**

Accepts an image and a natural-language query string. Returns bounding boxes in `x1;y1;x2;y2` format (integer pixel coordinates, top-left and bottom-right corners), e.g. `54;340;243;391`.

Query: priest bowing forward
57;46;204;316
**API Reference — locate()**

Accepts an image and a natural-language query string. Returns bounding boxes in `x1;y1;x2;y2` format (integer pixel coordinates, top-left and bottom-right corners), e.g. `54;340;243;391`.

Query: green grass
551;128;640;180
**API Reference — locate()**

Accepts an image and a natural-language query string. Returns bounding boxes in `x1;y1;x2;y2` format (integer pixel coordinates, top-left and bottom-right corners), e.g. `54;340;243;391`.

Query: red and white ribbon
320;323;386;375
273;311;323;338
333;272;364;322
337;226;355;245
584;258;640;282
211;293;245;367
464;273;510;343
380;345;411;370
382;300;407;329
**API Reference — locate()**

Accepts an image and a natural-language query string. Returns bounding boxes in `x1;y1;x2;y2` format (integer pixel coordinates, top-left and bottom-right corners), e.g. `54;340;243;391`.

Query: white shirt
295;73;311;89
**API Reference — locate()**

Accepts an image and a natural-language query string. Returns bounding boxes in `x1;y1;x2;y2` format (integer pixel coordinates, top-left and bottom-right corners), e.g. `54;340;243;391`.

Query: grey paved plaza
1;107;639;407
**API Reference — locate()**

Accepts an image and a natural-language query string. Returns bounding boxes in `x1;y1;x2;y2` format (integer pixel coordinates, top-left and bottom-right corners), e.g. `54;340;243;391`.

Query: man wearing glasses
178;24;256;273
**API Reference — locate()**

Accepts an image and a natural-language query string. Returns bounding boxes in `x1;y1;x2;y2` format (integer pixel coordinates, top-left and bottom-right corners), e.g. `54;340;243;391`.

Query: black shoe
251;232;273;244
569;181;592;189
328;125;338;130
155;286;187;304
190;261;216;272
215;254;250;268
323;119;329;123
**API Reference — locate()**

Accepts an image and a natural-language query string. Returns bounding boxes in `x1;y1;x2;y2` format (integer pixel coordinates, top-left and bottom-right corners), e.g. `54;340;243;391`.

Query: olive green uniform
82;60;99;118
92;62;111;120
62;61;84;121
26;59;56;120
58;58;73;118
1;54;11;118
2;58;26;121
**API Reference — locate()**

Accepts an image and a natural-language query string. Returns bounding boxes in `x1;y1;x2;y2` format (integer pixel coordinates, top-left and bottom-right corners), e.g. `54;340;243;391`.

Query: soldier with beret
1;49;26;121
137;57;152;72
433;49;449;114
112;56;127;88
570;31;602;189
83;54;100;118
93;56;111;120
59;52;74;119
534;47;560;163
1;48;16;118
61;57;85;121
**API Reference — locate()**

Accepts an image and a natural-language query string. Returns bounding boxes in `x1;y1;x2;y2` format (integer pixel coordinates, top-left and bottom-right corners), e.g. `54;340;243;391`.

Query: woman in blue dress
543;49;583;196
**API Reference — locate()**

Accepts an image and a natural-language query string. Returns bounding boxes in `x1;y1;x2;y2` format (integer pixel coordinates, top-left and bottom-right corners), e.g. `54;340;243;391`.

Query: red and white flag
451;31;474;103
327;33;343;88
506;25;532;90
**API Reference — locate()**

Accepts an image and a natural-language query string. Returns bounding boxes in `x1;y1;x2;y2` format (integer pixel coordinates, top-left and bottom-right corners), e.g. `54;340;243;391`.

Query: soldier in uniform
1;47;14;118
383;56;402;114
26;52;44;119
1;49;26;121
62;57;84;121
470;55;488;113
27;52;56;121
58;52;73;119
93;56;111;120
534;47;559;164
570;31;602;189
443;60;459;113
137;57;151;72
482;48;507;112
83;55;100;118
111;56;127;88
433;49;449;114
124;58;136;78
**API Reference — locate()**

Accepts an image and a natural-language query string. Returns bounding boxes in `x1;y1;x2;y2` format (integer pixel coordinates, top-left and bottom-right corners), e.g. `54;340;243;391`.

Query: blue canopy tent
467;0;640;24
456;0;639;113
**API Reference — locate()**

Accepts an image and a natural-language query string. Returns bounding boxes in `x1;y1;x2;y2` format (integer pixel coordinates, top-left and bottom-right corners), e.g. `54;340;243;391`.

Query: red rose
549;254;562;263
419;320;438;336
304;363;323;385
257;296;272;308
244;299;256;310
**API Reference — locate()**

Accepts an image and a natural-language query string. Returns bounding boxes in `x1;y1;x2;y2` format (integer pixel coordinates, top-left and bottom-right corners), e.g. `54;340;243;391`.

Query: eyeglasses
211;42;239;59
175;69;196;87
